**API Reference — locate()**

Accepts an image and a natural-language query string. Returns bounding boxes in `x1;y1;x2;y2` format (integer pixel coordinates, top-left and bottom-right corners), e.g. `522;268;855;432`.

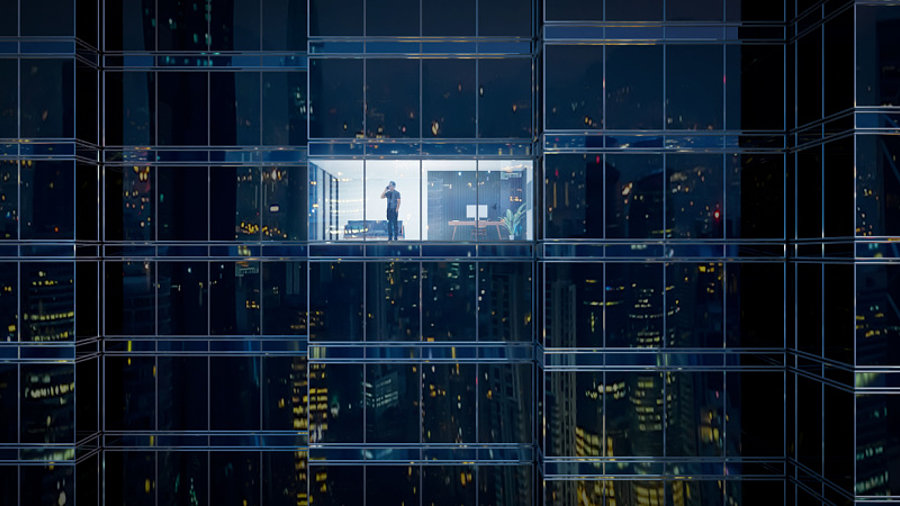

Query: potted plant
501;203;527;240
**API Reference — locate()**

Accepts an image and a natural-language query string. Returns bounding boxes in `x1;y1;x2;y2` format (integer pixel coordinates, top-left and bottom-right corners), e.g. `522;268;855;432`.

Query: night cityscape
0;0;899;504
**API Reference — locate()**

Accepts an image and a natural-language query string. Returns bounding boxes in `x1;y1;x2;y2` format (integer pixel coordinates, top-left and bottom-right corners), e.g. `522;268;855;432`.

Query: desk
448;220;505;240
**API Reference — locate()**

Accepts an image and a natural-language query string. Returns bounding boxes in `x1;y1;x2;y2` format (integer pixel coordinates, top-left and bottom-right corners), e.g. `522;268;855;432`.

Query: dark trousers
386;208;398;240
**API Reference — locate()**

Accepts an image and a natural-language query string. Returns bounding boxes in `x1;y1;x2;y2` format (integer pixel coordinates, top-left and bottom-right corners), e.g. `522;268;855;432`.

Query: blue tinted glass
309;364;364;443
546;45;603;130
605;154;663;238
262;261;307;336
21;59;74;138
478;262;532;342
666;154;724;238
366;59;419;138
310;262;364;341
20;364;74;442
857;135;900;237
262;357;307;430
0;60;16;138
105;260;155;335
262;71;307;146
157;72;208;145
310;59;363;138
367;0;419;36
365;363;419;442
21;160;74;239
545;263;603;347
157;166;208;241
666;262;724;348
479;0;530;36
157;262;208;335
606;46;662;130
478;59;532;138
607;0;662;21
478;363;532;443
310;0;362;36
158;0;207;50
606;371;663;455
21;262;74;342
545;154;604;238
104;356;155;430
545;0;602;20
666;45;723;131
210;357;261;429
606;263;663;347
211;72;261;146
423;59;476;138
423;0;475;35
105;72;155;146
210;261;261;335
211;0;261;50
367;261;419;341
210;452;260;504
422;262;475;341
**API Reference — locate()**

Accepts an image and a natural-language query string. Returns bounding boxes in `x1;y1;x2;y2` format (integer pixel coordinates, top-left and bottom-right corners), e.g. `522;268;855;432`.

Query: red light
713;210;721;220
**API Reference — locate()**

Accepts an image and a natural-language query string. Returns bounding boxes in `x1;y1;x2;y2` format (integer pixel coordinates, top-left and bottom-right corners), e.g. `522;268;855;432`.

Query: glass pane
104;452;156;506
366;466;420;504
367;0;419;36
365;363;419;443
857;394;900;496
310;0;363;36
725;154;783;239
210;261;261;335
545;371;603;456
210;166;260;241
478;160;533;241
479;465;533;506
726;0;784;22
479;363;532;443
309;262;364;341
423;0;475;35
210;0;261;50
0;265;15;342
666;154;724;238
824;10;853;116
606;46;662;129
365;160;421;241
607;0;662;21
104;356;155;430
157;166;208;241
104;0;155;51
0;59;16;138
667;45;723;130
158;452;207;505
606;371;663;456
21;160;74;239
157;72;208;145
605;154;663;238
478;59;532;138
725;263;784;348
210;357;261;430
309;466;363;505
21;364;74;443
21;465;73;506
157;262;208;335
0;1;16;36
158;0;207;51
263;451;308;505
546;45;603;130
423;59;476;138
667;0;722;20
263;0;308;50
726;45;784;131
21;262;74;342
478;0;530;36
262;71;308;146
857;5;900;106
423;363;475;443
857;264;900;366
0;365;13;442
21;0;72;36
104;260;155;336
544;154;603;239
210;452;260;505
366;59;419;139
309;364;364;443
262;356;307;430
21;59;74;138
726;371;784;457
666;371;724;457
857;135;900;237
310;59;363;138
478;262;532;342
545;263;603;348
309;160;363;241
422;262;476;341
423;160;476;241
104;165;153;241
210;72;261;146
545;0;602;21
797;28;822;127
262;261;307;336
423;466;476;505
262;166;307;241
105;72;155;146
157;357;208;430
366;261;420;341
606;263;663;348
666;262;724;348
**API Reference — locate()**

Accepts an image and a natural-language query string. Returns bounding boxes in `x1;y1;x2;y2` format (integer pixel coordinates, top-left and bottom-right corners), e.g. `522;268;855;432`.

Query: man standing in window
381;181;401;241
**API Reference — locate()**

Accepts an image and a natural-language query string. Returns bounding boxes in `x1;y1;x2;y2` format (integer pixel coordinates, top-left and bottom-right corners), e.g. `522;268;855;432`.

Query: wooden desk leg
496;225;502;240
451;225;457;240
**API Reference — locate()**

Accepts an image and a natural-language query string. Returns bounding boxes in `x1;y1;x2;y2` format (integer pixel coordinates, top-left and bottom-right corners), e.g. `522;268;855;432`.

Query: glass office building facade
0;0;898;504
